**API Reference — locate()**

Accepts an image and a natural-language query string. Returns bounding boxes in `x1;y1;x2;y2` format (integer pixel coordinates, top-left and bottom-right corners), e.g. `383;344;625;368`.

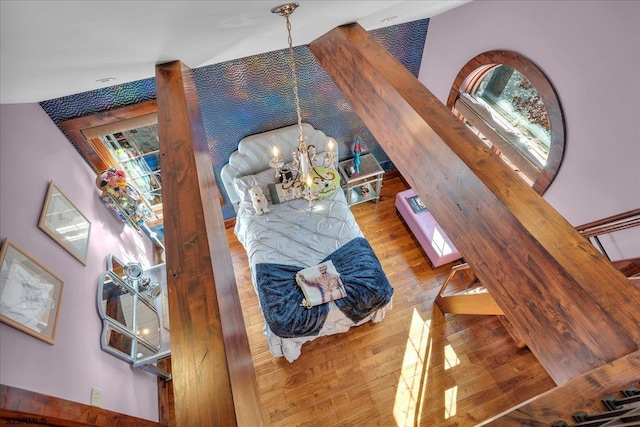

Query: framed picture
38;181;91;264
0;238;65;344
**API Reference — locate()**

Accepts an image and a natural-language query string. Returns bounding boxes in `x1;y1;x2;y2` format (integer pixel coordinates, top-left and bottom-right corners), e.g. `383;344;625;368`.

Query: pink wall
420;0;640;260
1;2;638;419
0;104;159;421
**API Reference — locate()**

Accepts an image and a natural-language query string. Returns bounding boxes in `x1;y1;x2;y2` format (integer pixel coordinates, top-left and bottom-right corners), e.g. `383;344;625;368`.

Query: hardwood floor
225;175;556;426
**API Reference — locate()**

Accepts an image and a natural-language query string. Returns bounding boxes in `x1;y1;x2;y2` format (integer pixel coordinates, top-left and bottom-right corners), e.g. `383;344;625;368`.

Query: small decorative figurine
353;137;362;174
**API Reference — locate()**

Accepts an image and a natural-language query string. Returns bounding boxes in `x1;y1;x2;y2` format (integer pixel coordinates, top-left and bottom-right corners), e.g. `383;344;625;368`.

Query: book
406;194;428;214
295;260;347;308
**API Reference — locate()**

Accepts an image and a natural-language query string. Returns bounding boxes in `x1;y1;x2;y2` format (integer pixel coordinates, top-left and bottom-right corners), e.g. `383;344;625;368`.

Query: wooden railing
479;350;640;426
551;385;640;427
435;209;640;425
434;263;528;348
435;263;501;316
575;208;640;261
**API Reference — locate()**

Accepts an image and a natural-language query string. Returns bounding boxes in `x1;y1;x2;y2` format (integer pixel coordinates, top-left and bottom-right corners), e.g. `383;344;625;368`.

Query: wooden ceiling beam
155;60;263;426
309;23;640;385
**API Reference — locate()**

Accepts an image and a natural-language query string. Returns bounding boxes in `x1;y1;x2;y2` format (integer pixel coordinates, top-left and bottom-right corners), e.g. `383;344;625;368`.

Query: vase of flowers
96;168;153;228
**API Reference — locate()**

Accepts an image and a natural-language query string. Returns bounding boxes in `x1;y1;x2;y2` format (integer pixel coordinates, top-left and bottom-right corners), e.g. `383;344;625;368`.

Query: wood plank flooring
225;175;556;426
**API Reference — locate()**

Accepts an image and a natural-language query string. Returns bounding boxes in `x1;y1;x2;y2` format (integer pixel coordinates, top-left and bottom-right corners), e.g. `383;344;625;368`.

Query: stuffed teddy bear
249;186;270;215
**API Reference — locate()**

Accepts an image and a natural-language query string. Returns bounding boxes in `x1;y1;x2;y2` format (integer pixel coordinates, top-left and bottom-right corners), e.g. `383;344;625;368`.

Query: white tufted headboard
220;123;337;207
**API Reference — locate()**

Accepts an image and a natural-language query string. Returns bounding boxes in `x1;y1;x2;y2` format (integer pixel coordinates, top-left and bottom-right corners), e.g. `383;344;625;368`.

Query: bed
221;123;394;362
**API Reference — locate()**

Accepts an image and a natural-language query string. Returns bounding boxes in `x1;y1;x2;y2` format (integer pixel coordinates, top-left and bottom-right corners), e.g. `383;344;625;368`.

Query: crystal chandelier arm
270;3;337;206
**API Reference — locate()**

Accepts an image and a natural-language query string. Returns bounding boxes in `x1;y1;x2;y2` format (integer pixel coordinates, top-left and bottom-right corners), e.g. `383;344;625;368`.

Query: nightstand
338;153;384;206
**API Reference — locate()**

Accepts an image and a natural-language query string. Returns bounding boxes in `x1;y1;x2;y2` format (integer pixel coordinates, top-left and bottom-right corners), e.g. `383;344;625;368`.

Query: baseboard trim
0;384;166;427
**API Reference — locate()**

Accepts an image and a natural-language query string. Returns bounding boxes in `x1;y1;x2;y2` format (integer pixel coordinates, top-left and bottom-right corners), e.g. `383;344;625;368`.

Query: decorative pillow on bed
233;168;279;203
309;167;340;200
268;181;303;204
295;260;347;308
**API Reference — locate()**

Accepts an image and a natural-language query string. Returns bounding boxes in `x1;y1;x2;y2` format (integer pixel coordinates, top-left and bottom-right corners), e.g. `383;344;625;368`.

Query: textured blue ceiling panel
40;78;157;123
40;19;429;219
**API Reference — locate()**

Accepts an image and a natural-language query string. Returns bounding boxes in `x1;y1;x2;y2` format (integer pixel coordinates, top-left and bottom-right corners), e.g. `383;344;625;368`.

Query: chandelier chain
285;14;305;146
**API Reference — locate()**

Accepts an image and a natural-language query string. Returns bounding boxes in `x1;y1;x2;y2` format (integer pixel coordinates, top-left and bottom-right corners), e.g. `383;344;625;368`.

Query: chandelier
269;2;338;204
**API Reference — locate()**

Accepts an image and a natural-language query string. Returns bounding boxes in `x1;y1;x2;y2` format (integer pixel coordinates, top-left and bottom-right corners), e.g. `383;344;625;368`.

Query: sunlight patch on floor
445;386;458;419
431;228;453;256
444;344;460;370
393;308;432;426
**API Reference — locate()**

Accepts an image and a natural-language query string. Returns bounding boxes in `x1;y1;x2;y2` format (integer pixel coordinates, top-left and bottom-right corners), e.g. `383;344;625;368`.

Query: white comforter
234;189;391;362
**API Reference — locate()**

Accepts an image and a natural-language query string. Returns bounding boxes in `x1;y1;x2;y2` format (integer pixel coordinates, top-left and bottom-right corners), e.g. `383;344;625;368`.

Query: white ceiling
0;0;471;105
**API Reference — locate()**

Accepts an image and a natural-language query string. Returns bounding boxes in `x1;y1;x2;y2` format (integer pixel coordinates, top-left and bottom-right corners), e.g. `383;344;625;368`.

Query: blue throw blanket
254;237;394;338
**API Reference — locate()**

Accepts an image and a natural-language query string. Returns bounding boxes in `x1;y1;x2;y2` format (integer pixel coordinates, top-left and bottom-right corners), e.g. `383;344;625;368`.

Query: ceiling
0;0;471;105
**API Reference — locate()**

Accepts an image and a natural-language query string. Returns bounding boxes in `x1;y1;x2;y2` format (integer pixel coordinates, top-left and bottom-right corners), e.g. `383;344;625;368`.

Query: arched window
447;50;565;194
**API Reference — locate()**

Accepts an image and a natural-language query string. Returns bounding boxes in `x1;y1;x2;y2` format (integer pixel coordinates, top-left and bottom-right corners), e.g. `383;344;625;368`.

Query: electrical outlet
90;387;102;407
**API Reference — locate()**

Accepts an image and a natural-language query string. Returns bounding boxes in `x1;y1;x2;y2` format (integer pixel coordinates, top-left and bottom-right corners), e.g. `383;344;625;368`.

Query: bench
395;189;463;268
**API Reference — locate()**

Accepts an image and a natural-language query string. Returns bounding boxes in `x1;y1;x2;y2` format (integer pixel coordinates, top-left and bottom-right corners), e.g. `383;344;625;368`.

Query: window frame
446;50;566;194
58;100;163;225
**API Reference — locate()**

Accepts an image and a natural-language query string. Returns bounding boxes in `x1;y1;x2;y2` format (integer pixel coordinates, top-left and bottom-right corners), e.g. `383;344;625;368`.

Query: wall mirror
97;254;169;378
100;272;134;333
108;255;129;285
102;320;134;360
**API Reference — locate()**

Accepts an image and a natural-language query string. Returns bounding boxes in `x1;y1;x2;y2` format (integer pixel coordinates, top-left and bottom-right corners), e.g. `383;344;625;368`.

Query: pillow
268;181;303;204
268;166;341;203
233;168;279;203
309;167;341;200
295;260;347;308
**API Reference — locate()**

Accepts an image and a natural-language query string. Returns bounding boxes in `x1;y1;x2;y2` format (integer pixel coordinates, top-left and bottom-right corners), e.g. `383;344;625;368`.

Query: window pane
100;125;163;211
122;124;159;155
142;153;161;172
474;65;550;167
